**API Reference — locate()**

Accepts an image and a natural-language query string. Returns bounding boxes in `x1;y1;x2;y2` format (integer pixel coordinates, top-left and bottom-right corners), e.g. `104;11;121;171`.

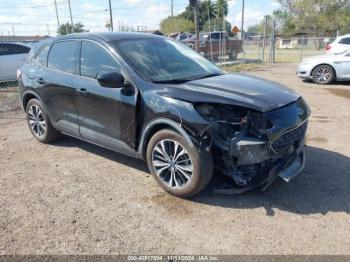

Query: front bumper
213;149;305;195
297;64;312;79
213;122;307;194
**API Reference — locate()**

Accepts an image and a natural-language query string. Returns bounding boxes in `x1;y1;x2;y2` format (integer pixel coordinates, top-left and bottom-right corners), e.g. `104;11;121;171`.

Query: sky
0;0;280;36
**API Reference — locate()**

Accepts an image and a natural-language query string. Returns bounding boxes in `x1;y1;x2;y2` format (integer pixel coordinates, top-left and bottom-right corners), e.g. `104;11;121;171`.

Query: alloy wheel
314;66;332;83
28;105;46;137
151;139;193;189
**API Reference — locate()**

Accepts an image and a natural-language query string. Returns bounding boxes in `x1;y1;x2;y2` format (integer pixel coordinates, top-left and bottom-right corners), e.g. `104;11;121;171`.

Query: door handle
36;78;46;84
77;88;90;96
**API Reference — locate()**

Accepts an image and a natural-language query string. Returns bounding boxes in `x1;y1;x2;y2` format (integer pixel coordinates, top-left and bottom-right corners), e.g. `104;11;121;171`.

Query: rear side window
80;41;120;79
339;37;350;45
48;41;76;74
35;44;51;66
0;43;30;56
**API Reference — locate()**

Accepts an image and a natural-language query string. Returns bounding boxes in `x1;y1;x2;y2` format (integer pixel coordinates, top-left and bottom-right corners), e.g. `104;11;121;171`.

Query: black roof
55;32;163;42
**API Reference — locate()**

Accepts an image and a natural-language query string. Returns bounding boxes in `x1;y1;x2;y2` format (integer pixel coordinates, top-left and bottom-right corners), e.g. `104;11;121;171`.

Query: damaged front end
195;98;311;194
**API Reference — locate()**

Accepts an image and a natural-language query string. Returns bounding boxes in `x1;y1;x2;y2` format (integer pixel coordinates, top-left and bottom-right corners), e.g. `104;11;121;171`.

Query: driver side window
80;41;120;79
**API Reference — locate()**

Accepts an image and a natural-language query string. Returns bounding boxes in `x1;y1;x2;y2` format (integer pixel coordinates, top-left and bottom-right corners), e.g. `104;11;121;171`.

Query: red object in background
325;44;331;50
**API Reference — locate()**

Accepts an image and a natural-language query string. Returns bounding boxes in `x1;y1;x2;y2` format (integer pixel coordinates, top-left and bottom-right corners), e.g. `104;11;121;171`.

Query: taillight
325;44;331;50
16;69;22;80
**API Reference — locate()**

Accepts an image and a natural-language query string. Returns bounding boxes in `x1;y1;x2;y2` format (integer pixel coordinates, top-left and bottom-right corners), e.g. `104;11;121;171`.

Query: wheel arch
137;118;194;159
22;91;41;112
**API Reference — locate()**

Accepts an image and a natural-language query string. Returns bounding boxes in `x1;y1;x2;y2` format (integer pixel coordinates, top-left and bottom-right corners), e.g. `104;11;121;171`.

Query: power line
0;0;74;9
0;1;184;10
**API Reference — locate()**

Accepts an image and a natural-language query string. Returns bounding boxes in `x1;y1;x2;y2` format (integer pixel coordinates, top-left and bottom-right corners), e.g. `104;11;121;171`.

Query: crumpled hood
158;73;300;112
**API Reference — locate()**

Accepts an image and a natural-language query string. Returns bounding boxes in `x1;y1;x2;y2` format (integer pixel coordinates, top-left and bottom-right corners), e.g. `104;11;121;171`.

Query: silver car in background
0;42;31;82
297;50;350;84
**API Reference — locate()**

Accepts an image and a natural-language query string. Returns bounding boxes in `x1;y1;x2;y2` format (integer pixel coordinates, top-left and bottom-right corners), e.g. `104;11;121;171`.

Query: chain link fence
238;36;336;64
0;41;29;122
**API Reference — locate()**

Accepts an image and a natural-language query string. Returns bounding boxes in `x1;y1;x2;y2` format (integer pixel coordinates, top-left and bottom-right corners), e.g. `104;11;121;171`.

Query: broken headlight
195;103;272;141
194;103;248;141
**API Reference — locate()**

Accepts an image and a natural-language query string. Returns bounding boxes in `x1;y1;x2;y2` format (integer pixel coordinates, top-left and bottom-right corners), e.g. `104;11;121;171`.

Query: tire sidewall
146;129;212;198
26;99;51;143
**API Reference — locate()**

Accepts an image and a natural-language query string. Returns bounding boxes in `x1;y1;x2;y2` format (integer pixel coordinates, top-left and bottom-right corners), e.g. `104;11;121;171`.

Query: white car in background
325;34;350;54
297;50;350;84
0;42;31;82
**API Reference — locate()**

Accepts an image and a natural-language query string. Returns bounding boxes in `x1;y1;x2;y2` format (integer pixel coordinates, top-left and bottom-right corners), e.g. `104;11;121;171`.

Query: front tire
312;65;335;85
146;129;213;198
26;99;60;143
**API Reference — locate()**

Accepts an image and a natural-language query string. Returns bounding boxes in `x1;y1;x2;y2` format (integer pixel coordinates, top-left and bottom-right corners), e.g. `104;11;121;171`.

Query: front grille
271;122;307;155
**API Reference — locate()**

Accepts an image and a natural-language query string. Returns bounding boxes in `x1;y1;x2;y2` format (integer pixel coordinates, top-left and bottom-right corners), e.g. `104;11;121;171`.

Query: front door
339;52;350;79
74;40;138;152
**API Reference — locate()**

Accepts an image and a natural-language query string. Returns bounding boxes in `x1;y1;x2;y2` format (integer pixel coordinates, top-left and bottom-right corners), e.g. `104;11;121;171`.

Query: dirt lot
0;63;350;255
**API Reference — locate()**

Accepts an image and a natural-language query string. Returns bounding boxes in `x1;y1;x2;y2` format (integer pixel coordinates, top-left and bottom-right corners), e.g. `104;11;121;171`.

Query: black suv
18;32;310;198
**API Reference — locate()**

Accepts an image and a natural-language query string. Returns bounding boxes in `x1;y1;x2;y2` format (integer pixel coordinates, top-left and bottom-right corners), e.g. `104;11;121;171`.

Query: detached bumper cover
213;123;307;194
278;150;305;182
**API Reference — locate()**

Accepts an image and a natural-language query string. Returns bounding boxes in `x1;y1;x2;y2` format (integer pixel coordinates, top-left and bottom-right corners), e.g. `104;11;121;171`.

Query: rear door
336;37;350;53
42;40;80;136
339;52;350;79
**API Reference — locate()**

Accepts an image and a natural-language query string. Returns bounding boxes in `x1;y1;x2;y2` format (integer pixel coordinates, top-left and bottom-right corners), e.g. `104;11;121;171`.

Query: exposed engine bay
194;97;311;194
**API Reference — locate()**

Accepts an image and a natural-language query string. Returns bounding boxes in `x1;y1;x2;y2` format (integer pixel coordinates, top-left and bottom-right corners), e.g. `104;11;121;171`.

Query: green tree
202;18;231;32
57;22;88;35
160;17;195;35
176;0;229;31
278;0;350;36
246;24;260;35
214;0;228;17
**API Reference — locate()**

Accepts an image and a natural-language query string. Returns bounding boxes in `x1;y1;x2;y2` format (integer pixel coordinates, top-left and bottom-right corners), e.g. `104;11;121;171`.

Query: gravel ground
0;63;350;255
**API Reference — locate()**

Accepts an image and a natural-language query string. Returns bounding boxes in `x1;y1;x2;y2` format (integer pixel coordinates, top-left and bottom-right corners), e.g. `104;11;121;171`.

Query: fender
22;90;46;112
138;117;195;157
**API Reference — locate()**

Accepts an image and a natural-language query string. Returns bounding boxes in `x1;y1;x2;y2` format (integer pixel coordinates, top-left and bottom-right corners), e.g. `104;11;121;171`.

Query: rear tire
146;129;213;198
312;65;335;85
26;99;60;143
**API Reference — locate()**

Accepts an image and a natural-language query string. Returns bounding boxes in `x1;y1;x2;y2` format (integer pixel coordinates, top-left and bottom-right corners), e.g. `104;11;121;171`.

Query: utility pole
67;0;74;33
11;25;15;37
269;20;276;63
208;6;213;61
171;0;174;17
54;0;60;28
190;0;199;52
241;0;245;40
222;6;225;63
262;16;268;63
108;0;114;31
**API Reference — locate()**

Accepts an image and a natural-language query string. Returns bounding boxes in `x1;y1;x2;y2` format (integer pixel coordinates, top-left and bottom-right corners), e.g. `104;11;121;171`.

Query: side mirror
97;72;127;88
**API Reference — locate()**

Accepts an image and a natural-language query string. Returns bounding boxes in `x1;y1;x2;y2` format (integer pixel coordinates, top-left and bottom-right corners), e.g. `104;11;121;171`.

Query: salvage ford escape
18;33;310;198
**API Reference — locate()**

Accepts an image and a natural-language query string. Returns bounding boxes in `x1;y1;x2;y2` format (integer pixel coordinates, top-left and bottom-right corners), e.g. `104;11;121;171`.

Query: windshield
113;38;223;83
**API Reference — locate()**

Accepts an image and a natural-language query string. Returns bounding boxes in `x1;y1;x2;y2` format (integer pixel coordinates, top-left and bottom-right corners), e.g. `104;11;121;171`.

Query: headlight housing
194;103;248;141
194;103;272;141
